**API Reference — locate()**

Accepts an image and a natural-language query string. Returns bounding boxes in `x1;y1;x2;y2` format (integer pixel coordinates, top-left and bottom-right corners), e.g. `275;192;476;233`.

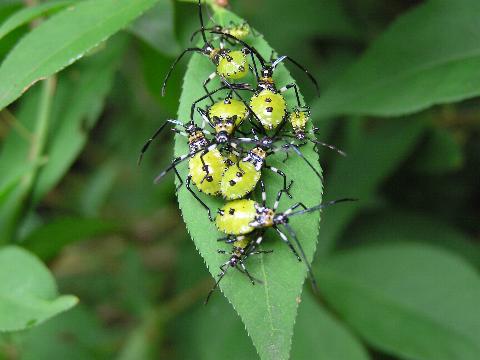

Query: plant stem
22;76;56;189
0;77;56;243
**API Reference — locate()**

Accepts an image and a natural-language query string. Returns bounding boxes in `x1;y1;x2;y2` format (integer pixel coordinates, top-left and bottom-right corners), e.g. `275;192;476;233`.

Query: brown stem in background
215;0;229;8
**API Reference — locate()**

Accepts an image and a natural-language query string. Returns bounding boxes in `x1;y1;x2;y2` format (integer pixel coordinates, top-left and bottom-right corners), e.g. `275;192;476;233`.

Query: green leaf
315;0;480;118
174;9;322;360
0;1;73;41
173;295;258;360
346;208;480;268
0;0;158;111
0;36;125;242
129;0;179;57
173;282;370;360
317;243;480;360
315;117;426;256
22;217;120;261
30;35;126;204
291;292;370;360
0;246;77;332
412;126;464;174
19;306;109;360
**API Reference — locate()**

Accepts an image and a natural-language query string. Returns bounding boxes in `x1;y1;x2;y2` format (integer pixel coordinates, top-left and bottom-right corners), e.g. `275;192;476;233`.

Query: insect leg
279;83;306;109
282;143;323;180
138;120;172;165
203;72;218;104
274;226;301;262
186;175;213;221
173;167;184;193
154;153;192;183
162;47;203;96
190;84;230;121
283;222;319;294
264;164;293;199
272;55;320;97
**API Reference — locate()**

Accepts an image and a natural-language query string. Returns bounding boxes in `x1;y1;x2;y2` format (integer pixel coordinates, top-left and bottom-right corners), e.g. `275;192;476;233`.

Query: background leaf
130;0;179;57
317;243;480;360
0;35;125;242
291;292;370;360
314;116;426;256
0;0;158;110
0;246;77;332
172;8;323;360
0;0;73;41
22;217;120;261
315;0;480;117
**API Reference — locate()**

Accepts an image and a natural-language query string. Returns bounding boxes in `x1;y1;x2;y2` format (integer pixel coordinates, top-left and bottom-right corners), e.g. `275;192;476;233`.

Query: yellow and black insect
225;80;346;157
139;120;234;220
205;231;272;304
189;83;254;144
219;128;326;200
220;142;290;200
280;108;346;156
162;0;260;101
190;20;257;48
215;31;320;131
215;180;355;290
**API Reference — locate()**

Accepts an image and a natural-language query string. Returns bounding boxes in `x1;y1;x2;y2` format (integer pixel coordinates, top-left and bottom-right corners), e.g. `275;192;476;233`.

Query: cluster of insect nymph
139;0;354;303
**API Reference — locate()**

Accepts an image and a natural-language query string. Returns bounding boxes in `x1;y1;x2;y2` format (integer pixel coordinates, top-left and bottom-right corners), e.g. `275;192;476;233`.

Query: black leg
259;179;267;207
280;83;305;108
162;48;203;96
154;153;192;184
138;121;171;165
272;55;320;97
284;202;308;215
282;222;319;294
205;263;229;305
186;175;213;221
265;165;293;199
274;226;301;261
173;167;184;192
282;143;323;181
191;84;229;121
203;72;218;103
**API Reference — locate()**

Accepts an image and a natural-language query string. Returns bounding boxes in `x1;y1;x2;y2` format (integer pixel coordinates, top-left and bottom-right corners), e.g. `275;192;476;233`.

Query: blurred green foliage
0;0;479;359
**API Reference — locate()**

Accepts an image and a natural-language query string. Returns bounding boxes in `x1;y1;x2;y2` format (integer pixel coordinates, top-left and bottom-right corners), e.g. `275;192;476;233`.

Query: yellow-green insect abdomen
221;162;260;200
217;51;248;80
233;236;251;249
250;90;286;130
209;99;248;129
289;110;309;132
189;149;225;196
216;199;256;235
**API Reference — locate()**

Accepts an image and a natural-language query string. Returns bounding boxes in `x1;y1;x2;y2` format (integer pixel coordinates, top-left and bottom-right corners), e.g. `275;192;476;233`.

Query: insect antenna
272;55;320;97
310;138;347;157
153;149;203;183
162;47;203;96
137;120;172;165
286;198;358;218
282;222;318;294
205;268;228;304
197;0;208;43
